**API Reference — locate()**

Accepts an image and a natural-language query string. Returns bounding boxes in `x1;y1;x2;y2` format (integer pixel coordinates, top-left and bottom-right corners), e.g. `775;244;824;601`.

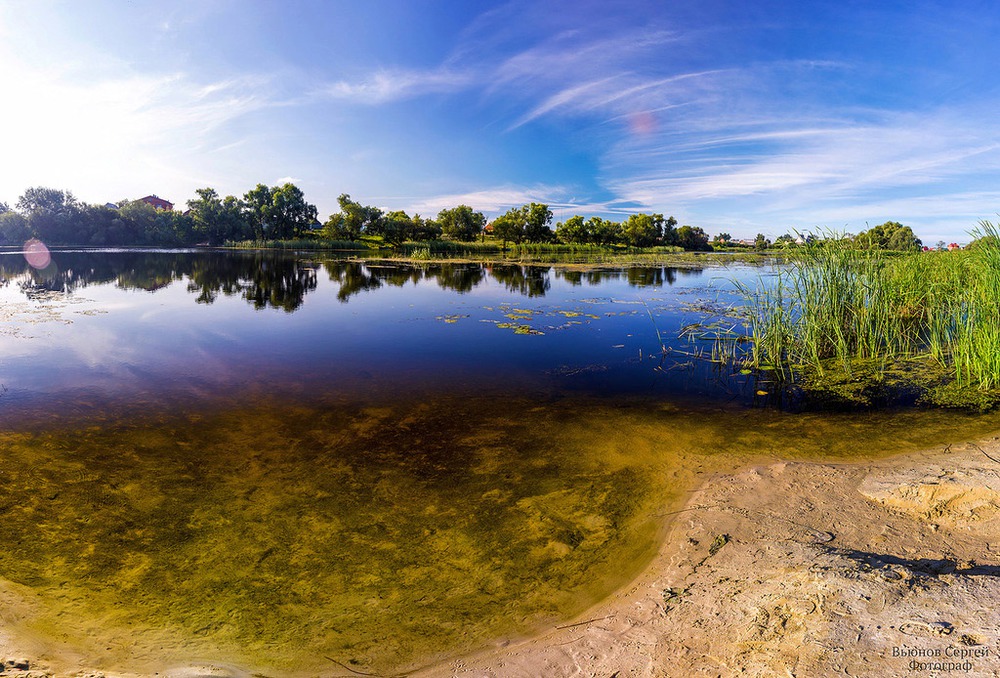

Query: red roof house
139;195;173;211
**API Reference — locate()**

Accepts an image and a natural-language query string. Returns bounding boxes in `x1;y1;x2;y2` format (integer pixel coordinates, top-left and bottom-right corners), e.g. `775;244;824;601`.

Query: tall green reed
733;229;1000;397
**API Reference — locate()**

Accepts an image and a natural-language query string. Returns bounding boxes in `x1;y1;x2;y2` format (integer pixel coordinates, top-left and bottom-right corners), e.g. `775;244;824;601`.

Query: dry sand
7;437;1000;677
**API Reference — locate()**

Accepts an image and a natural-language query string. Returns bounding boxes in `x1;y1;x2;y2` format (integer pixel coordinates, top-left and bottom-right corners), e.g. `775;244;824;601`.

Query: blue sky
2;0;1000;242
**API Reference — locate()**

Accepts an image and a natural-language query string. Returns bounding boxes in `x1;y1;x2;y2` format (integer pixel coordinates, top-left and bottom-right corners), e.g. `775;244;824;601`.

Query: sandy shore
414;436;1000;678
7;436;1000;677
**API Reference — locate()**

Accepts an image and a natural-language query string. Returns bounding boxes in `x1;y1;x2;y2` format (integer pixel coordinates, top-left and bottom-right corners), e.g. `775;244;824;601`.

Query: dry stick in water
555;614;615;630
324;657;384;676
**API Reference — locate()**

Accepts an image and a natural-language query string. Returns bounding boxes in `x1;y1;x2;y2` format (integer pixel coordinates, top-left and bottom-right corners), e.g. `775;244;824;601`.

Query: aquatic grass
225;237;373;251
727;226;1000;407
951;220;1000;390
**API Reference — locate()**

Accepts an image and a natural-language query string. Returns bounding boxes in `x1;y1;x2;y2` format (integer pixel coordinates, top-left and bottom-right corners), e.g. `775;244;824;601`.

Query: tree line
0;184;923;252
0;185;711;250
0;184;320;247
320;195;712;249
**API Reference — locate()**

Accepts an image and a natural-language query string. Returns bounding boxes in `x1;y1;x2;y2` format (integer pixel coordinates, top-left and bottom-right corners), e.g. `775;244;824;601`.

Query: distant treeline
0;184;924;252
0;185;712;250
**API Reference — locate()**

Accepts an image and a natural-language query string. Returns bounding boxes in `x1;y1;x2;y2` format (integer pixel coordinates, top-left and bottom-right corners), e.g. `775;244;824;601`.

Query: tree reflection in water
0;250;704;310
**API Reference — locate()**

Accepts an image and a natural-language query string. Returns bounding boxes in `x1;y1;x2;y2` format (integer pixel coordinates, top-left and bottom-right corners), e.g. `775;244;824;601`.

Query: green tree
885;225;922;251
621;213;664;247
324;194;382;240
523;203;554;243
0;210;30;245
81;203;128;245
556;215;590;244
661;216;678;246
438;205;485;242
268;183;318;239
410;214;441;241
243;183;317;240
187;188;249;245
854;221;922;251
119;200;160;243
491;207;526;247
16;186;77;214
676;225;712;251
754;233;771;250
243;184;274;240
590;217;623;246
16;186;80;243
379;210;414;247
713;232;732;246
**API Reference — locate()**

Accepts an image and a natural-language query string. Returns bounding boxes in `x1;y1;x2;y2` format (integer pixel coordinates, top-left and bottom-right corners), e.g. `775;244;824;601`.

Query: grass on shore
221;236;783;266
729;222;1000;409
225;236;684;255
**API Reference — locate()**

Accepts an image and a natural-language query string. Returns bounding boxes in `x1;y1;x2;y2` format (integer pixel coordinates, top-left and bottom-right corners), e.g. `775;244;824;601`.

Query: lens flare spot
627;111;658;137
24;239;51;269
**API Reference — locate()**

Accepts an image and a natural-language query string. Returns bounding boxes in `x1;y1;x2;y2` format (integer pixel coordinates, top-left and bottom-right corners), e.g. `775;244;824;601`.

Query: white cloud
401;185;570;217
320;68;474;104
604;106;1000;229
0;40;279;206
393;184;655;221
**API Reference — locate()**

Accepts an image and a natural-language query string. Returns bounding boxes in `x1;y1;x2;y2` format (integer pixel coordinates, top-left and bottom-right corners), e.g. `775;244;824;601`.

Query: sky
2;0;1000;243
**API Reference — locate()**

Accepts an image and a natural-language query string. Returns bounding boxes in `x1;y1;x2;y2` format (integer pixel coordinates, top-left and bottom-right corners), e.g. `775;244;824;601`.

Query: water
0;249;995;674
0;250;756;421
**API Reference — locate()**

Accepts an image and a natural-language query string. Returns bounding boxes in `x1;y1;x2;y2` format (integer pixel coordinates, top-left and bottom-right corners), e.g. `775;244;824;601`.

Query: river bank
415;436;1000;677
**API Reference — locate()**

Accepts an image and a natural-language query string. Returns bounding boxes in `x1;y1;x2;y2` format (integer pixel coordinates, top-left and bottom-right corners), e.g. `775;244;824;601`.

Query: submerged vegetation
727;221;1000;409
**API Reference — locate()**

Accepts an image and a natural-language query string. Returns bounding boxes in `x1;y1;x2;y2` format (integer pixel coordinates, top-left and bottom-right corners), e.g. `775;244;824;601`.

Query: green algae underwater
1;392;998;676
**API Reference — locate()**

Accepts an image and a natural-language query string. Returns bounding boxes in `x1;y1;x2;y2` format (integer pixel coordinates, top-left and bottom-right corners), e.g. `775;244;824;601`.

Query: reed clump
733;222;1000;409
225;237;373;250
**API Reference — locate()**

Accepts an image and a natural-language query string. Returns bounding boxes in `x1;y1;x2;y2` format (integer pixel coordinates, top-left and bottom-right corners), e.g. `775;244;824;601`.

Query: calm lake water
0;249;996;674
0;249;759;421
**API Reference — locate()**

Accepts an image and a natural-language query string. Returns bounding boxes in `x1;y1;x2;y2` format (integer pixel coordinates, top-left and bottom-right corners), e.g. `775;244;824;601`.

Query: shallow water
0;250;996;674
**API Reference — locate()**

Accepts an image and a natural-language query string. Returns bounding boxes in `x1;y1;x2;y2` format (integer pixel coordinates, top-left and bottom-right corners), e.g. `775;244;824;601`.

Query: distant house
483;222;494;234
139;195;173;211
104;202;119;210
948;242;961;251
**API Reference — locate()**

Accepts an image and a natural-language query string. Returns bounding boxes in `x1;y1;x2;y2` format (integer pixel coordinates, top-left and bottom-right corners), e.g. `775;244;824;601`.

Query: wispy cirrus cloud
607;109;1000;207
393;184;654;221
505;69;728;131
318;22;697;123
319;67;475;104
399;184;570;217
